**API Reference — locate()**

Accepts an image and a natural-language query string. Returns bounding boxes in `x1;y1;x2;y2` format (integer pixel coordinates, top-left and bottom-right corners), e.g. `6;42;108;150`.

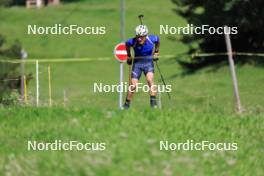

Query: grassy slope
0;0;187;58
0;64;264;176
0;0;187;107
0;0;264;175
22;61;264;111
0;107;263;176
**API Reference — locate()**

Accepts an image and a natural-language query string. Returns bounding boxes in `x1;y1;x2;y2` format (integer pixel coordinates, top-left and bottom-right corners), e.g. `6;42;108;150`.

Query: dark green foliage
0;0;25;6
172;0;264;72
0;0;13;6
0;34;22;104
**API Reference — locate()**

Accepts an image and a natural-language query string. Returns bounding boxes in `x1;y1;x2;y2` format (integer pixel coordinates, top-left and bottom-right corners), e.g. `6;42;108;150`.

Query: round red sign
114;43;127;62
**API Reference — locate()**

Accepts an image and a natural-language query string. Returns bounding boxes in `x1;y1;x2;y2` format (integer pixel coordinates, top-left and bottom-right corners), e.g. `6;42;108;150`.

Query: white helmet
135;25;148;36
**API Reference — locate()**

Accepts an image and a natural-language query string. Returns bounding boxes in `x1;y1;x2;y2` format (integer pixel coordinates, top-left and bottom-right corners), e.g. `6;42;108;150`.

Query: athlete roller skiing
123;20;160;109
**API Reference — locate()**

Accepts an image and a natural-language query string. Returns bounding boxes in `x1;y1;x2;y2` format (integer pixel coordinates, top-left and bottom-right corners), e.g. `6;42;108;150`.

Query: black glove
127;57;132;65
153;52;159;61
153;57;159;61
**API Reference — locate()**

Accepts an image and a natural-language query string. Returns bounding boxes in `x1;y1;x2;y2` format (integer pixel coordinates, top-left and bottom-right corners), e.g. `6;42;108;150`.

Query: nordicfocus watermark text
160;140;238;151
160;24;238;35
27;24;106;35
27;140;106;151
93;82;172;93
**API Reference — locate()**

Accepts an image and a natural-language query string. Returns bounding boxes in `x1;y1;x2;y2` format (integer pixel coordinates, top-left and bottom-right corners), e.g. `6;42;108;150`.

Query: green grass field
0;0;187;58
0;107;263;175
0;0;264;175
1;62;263;175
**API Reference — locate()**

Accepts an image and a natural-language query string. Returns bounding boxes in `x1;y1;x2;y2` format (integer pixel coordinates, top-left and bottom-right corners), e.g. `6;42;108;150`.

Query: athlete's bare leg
123;78;138;109
126;78;138;100
146;72;156;96
146;72;157;108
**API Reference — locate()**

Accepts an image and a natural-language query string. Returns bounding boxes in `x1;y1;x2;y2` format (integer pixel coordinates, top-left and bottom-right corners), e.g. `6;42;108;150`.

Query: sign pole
120;0;125;40
114;43;127;109
119;0;125;109
224;26;242;113
119;62;124;109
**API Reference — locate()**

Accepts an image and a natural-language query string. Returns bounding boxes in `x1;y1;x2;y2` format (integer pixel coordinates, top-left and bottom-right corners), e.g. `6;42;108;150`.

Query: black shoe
150;96;158;108
123;99;130;109
123;102;130;109
151;102;158;108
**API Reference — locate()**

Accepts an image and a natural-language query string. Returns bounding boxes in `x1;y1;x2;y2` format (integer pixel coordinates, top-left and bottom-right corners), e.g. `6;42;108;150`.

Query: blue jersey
126;35;159;63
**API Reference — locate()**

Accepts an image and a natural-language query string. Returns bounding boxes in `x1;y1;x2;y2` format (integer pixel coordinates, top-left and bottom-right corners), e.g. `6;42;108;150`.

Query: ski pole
138;14;144;25
154;59;171;99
